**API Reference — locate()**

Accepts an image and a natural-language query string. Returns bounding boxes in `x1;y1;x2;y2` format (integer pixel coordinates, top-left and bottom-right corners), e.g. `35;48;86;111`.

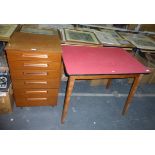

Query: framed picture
119;32;155;51
59;28;66;43
95;29;121;45
0;24;18;42
96;29;133;47
20;25;59;36
64;29;100;45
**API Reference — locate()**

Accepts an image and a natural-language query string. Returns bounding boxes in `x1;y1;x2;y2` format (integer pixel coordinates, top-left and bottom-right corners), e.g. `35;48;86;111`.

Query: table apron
70;74;141;80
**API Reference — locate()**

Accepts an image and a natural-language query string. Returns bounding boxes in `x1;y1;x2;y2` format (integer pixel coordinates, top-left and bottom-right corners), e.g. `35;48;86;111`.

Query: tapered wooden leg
106;79;112;89
61;76;75;124
122;74;142;115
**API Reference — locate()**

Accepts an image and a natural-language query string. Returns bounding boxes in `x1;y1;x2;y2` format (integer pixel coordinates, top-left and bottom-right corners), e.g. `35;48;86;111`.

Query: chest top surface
6;32;61;53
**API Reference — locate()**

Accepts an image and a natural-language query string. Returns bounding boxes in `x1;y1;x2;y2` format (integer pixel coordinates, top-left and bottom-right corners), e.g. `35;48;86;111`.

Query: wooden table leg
106;79;112;89
61;76;75;124
122;74;142;115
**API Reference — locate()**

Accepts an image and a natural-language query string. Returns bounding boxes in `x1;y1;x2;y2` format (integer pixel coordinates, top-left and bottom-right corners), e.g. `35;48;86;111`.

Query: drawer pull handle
24;81;47;84
24;72;47;76
27;98;47;101
25;90;48;94
23;63;48;67
22;54;48;58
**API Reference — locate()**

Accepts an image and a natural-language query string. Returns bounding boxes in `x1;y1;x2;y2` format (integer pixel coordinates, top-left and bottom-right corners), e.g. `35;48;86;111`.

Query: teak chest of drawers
5;32;62;107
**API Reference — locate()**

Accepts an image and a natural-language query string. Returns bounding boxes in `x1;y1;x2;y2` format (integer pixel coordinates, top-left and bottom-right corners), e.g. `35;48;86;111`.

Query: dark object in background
145;53;155;65
0;53;9;73
0;41;5;55
0;72;10;89
113;24;128;29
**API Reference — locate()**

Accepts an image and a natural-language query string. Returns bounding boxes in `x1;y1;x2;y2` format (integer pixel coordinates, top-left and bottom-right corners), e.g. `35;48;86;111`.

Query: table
61;45;150;123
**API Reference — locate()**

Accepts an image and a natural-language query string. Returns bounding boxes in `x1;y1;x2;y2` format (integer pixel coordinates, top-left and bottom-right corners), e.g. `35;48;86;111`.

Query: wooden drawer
8;60;61;70
10;70;61;80
15;96;58;106
7;51;61;62
14;88;58;98
12;79;60;89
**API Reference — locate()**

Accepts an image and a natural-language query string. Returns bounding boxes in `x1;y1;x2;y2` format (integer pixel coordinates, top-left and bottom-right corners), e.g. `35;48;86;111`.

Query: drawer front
14;88;58;98
12;79;60;89
15;96;58;106
7;51;61;62
10;70;61;80
8;60;61;70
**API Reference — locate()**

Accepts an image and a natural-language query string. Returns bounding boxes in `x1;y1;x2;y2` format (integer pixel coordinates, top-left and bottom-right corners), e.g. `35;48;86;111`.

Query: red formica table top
62;45;150;75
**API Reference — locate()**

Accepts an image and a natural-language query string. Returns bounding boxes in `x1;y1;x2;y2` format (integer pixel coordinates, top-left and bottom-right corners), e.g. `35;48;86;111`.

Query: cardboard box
89;79;109;86
0;84;14;114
